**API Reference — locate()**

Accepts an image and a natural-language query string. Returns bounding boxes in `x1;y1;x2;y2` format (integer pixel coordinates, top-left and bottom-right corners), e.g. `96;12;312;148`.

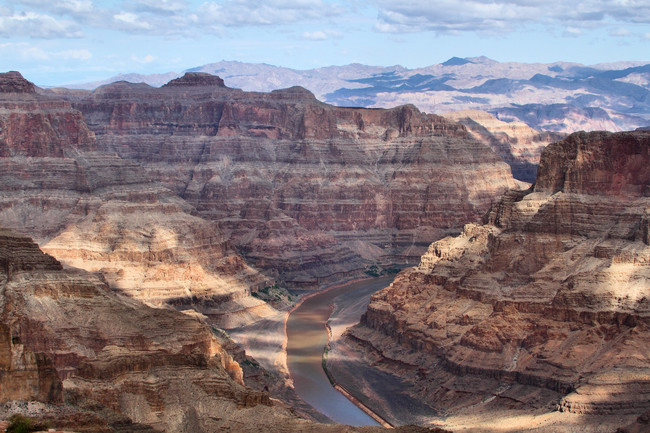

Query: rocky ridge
54;72;521;288
343;130;650;430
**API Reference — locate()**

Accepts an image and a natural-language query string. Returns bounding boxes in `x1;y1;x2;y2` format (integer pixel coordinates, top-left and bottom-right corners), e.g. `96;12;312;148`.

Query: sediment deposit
346;130;650;431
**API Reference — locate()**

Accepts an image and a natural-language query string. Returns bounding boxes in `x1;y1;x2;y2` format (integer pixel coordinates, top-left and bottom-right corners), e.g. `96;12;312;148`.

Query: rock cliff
442;110;564;183
346;130;650;430
0;72;273;328
56;72;521;288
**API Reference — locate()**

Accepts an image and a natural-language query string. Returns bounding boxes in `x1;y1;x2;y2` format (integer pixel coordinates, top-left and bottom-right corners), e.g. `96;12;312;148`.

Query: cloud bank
1;0;649;40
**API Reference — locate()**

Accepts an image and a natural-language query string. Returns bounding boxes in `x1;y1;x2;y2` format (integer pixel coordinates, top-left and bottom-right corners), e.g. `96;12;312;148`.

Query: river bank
285;277;396;426
325;280;440;426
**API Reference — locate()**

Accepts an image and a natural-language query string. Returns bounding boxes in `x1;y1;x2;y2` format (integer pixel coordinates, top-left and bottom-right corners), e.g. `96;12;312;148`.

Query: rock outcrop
346;130;650;429
0;72;273;328
442;110;564;182
56;72;521;288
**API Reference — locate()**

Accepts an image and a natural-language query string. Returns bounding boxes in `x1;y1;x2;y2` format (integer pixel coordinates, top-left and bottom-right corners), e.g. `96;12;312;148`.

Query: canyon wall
442;110;564;183
0;71;273;329
3;227;438;432
346;130;650;429
55;72;521;288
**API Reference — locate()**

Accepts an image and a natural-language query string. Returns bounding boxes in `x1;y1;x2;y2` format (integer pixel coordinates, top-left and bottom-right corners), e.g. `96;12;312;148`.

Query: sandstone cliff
345;130;650;431
0;72;273;329
442;110;564;183
56;72;521;288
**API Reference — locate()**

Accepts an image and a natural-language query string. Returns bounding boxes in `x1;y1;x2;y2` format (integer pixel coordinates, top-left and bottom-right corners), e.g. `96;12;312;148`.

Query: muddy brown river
286;276;394;426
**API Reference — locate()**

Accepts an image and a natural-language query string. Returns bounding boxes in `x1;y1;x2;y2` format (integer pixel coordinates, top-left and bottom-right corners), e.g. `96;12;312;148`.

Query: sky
1;0;649;86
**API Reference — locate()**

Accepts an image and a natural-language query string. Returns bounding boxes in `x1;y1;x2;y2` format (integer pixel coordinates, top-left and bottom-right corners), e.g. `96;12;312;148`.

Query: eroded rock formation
442;110;564;182
55;72;521;287
3;227;447;432
0;72;273;328
345;130;650;430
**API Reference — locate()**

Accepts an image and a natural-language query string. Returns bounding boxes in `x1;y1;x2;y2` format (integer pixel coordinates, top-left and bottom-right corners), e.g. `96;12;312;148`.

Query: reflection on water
286;278;392;426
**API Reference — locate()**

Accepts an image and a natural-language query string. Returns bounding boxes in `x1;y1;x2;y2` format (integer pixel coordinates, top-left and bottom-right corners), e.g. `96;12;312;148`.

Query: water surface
286;277;393;426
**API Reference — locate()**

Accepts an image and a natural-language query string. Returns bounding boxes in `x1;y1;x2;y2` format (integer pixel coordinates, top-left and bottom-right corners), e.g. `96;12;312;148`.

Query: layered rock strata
55;72;521;287
1;227;454;432
442;110;564;183
0;72;272;328
347;130;650;428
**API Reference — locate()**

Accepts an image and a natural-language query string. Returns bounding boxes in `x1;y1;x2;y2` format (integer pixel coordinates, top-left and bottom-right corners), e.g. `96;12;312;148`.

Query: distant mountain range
64;57;650;133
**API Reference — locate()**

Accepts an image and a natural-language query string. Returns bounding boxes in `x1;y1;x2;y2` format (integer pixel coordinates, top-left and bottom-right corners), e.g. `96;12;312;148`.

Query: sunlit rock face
442;110;565;183
351;130;650;428
0;227;285;433
58;72;521;288
0;72;272;328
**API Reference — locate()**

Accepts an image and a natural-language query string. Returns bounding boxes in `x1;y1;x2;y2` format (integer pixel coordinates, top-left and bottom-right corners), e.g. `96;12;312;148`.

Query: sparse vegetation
6;414;49;433
365;263;402;277
364;264;380;277
252;283;293;308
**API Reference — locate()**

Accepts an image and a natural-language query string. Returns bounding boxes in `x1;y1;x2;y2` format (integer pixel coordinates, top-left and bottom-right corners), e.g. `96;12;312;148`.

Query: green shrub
6;414;48;433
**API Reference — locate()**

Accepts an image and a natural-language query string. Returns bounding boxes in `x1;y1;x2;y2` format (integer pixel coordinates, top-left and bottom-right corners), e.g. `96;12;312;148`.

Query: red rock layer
0;71;95;158
58;73;521;287
0;72;272;328
350;130;650;427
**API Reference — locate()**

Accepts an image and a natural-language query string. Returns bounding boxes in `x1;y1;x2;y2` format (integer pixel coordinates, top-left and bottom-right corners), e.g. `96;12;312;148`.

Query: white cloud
610;27;631;37
372;0;650;35
60;48;92;60
564;27;582;37
303;31;327;40
3;0;348;38
113;11;153;30
20;46;50;60
0;11;82;38
12;0;97;23
302;29;341;40
131;54;156;64
197;0;344;27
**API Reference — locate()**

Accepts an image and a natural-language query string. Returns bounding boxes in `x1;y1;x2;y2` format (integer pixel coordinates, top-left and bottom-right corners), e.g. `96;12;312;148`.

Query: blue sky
1;0;650;86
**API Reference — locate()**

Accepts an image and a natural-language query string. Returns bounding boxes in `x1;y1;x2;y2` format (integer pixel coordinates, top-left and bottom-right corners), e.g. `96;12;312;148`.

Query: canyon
339;129;650;431
48;72;520;289
0;72;453;432
1;66;648;433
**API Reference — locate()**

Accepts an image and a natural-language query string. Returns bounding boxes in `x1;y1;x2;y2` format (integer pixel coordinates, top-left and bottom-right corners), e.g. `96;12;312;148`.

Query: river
285;276;394;426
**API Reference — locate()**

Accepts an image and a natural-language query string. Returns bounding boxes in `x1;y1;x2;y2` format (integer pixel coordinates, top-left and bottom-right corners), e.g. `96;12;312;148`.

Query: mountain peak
442;57;474;66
